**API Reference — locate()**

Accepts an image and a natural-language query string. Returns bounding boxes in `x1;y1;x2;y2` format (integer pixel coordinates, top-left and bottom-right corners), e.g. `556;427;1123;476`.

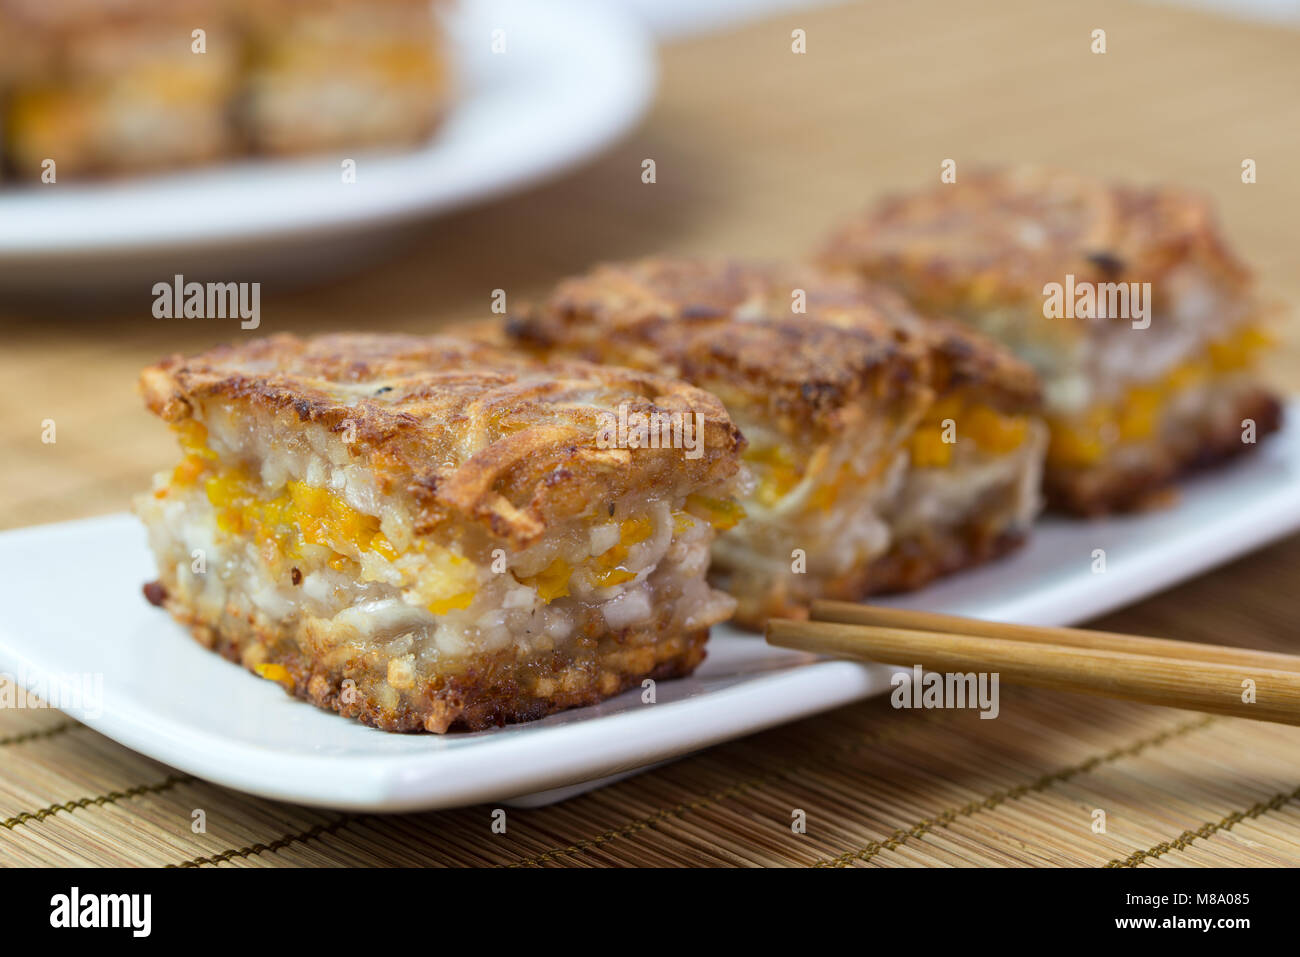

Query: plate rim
0;0;657;260
1;403;1297;810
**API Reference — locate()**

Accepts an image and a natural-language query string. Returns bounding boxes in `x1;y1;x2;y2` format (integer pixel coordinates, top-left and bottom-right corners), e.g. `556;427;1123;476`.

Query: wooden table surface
2;0;1299;866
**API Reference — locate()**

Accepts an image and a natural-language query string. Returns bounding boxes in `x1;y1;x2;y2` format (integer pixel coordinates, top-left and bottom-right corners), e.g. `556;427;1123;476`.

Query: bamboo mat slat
2;0;1300;866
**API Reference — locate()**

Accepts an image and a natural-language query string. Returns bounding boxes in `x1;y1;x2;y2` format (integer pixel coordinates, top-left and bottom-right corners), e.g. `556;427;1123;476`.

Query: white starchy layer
715;417;907;580
890;420;1047;537
200;401;410;538
246;77;441;144
714;418;1044;598
137;407;736;672
137;479;727;667
968;264;1255;415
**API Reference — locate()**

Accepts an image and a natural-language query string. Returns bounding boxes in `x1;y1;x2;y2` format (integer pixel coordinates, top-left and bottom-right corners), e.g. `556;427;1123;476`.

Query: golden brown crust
909;315;1042;414
727;528;1028;630
154;582;706;733
236;0;448;21
1;0;447;172
509;258;928;437
0;0;222;30
1047;388;1283;515
863;527;1028;597
819;166;1254;319
506;257;1041;431
0;0;431;34
0;1;235;79
140;333;743;549
0;0;442;90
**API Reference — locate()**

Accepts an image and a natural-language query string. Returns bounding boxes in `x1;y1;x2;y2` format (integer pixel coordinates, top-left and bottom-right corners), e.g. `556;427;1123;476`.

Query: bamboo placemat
2;0;1300;866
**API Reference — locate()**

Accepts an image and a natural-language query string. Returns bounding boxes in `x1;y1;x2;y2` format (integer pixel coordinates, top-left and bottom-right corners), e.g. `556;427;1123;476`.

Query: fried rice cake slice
819;166;1283;515
506;257;1046;626
1;0;242;177
135;333;744;732
236;0;452;156
0;0;451;178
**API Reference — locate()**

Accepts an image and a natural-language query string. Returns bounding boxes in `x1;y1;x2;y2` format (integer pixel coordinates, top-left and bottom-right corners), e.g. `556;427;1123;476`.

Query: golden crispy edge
507;257;1040;423
726;528;1028;630
507;260;931;441
1046;389;1282;516
918;316;1042;413
0;0;434;34
140;334;744;549
819;167;1254;315
153;580;708;733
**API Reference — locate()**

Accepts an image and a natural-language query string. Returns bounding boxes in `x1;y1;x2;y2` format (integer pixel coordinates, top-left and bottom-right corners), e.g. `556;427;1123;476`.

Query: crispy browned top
819;167;1253;315
506;258;1039;434
905;315;1043;414
0;0;436;80
237;0;442;33
0;0;238;80
140;333;743;547
0;0;426;29
0;0;236;42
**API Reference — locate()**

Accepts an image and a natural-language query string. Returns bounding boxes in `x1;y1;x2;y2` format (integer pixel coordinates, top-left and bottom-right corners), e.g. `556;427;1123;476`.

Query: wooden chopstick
767;611;1300;726
809;599;1300;673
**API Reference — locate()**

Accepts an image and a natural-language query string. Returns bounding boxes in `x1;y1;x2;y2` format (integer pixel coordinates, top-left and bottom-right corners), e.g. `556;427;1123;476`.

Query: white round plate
0;0;655;289
2;409;1298;811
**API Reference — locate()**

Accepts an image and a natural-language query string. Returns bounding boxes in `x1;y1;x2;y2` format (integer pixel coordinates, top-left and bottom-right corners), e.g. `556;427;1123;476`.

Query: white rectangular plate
2;406;1298;812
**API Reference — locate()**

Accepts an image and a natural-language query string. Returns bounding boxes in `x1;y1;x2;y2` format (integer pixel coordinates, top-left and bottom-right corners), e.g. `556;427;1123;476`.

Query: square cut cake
134;334;744;732
237;0;452;156
0;0;451;179
1;0;243;177
505;258;1046;626
819;167;1283;514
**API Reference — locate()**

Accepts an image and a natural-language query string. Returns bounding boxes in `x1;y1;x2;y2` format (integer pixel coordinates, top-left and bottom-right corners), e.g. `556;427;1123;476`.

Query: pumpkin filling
135;415;739;732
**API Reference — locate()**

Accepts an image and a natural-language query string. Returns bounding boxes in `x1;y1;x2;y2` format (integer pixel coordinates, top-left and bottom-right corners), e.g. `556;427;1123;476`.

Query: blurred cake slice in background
237;0;452;156
0;0;453;180
820;167;1283;515
1;0;242;177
